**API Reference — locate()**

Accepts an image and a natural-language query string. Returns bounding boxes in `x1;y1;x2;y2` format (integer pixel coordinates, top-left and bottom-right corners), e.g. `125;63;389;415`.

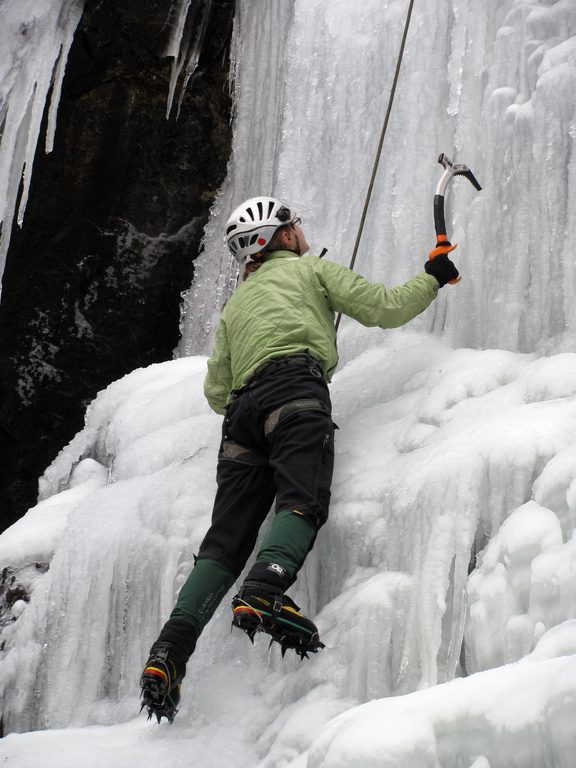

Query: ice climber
140;196;459;722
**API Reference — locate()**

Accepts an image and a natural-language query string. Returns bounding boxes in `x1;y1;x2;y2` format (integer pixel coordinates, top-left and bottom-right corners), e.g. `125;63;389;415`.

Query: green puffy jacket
204;250;439;413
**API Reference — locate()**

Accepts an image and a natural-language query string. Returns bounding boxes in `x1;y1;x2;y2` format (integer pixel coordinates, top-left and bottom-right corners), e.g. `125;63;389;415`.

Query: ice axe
430;153;482;284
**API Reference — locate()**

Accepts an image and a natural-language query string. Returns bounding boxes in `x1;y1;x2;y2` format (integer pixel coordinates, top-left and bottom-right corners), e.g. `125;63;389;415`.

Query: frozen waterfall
178;0;576;358
2;1;576;766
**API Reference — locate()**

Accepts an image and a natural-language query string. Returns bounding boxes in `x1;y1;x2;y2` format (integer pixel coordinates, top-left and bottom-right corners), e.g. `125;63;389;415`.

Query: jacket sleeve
204;317;233;414
313;258;439;328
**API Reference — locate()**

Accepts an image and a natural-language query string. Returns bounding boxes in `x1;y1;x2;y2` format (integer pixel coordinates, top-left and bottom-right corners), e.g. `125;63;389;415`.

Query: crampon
140;643;184;724
231;593;325;659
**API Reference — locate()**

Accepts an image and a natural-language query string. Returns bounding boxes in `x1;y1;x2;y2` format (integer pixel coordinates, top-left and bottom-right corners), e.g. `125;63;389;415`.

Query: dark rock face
0;0;234;533
0;562;49;638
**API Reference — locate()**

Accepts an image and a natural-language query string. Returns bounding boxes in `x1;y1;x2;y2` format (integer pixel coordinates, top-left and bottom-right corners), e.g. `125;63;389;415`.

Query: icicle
45;2;84;154
0;0;84;294
165;0;213;120
175;0;213;120
165;0;193;118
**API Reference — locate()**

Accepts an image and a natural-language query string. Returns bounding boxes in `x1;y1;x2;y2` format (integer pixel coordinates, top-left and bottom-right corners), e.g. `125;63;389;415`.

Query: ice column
177;0;295;356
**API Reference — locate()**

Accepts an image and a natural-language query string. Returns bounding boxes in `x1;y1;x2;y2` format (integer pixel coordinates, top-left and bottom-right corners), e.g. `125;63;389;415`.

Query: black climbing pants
168;354;335;641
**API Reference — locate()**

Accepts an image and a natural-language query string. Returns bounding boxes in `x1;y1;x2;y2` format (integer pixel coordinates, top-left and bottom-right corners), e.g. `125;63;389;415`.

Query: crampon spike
231;593;326;659
140;690;179;724
140;665;181;724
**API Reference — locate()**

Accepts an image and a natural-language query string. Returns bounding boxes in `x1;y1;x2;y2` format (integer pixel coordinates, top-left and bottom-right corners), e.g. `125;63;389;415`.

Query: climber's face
288;217;309;256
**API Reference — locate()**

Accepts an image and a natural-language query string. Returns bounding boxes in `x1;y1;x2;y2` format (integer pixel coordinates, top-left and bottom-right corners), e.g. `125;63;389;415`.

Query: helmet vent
225;196;290;263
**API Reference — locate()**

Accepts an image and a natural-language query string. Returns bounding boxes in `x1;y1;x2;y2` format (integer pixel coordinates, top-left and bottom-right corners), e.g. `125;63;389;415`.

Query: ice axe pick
430;153;482;284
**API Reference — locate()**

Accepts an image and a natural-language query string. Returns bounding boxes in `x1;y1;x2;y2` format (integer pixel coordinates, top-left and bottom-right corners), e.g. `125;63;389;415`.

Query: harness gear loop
335;0;416;331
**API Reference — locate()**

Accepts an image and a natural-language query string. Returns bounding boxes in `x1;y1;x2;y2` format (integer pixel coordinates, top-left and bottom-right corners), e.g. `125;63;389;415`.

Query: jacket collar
260;249;301;266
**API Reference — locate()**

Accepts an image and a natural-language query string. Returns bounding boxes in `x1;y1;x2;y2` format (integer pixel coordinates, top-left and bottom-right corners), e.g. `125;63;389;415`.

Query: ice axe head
433;152;482;238
436;153;482;196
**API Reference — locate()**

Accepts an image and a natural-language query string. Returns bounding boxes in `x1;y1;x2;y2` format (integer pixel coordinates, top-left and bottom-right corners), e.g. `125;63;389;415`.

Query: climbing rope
335;0;415;331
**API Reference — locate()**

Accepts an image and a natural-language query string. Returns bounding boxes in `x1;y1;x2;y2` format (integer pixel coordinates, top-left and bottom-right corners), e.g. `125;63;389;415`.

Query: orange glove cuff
429;242;458;260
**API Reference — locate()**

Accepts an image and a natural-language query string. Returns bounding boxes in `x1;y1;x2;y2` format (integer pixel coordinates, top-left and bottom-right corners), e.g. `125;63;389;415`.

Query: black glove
425;252;459;287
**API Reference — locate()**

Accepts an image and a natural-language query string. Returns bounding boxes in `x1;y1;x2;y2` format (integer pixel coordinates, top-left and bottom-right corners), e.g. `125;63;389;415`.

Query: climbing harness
335;0;415;330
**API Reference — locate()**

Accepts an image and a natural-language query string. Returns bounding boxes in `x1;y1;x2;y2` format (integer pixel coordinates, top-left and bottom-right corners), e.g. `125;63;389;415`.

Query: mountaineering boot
231;562;324;659
232;591;324;658
140;618;197;724
140;641;187;723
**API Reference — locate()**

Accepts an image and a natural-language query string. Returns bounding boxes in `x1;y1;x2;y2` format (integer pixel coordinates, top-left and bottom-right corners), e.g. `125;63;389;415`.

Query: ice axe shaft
431;153;482;285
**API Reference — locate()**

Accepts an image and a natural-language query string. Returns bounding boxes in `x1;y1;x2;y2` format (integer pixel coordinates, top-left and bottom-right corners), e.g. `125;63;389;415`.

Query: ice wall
0;358;222;731
0;0;84;292
4;337;576;737
178;2;295;355
178;0;576;358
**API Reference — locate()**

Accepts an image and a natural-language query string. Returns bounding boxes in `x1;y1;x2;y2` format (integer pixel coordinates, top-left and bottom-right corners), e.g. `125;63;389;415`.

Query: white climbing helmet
225;196;292;262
